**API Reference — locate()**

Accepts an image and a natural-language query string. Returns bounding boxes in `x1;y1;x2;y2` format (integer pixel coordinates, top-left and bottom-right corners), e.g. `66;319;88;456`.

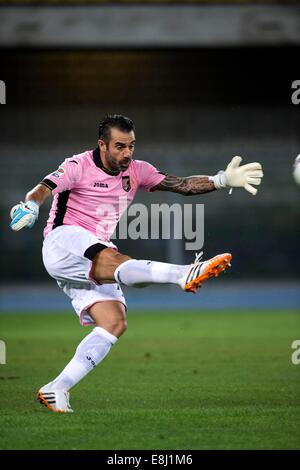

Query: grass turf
0;309;299;450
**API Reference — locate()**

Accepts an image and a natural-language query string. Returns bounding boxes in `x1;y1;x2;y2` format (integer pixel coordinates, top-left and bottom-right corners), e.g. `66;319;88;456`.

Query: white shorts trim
42;225;127;325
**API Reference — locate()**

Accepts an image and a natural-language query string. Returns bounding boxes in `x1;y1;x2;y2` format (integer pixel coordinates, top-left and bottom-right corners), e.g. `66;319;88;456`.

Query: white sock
114;259;189;288
41;327;117;392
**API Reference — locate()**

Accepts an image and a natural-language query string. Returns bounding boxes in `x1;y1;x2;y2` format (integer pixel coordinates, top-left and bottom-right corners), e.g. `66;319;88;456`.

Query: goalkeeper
10;115;263;413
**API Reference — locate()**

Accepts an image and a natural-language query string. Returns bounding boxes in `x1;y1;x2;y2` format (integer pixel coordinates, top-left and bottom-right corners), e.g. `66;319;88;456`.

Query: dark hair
98;114;135;143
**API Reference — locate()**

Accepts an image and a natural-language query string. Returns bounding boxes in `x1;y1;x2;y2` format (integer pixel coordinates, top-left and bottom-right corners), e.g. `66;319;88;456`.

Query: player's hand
10;200;39;231
213;156;264;195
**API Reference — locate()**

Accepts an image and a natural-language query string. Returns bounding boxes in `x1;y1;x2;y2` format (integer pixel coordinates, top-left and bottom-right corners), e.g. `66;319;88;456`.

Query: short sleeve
40;157;81;195
134;160;166;192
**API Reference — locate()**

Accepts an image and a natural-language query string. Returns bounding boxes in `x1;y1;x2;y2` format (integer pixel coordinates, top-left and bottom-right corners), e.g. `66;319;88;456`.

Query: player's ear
98;139;107;151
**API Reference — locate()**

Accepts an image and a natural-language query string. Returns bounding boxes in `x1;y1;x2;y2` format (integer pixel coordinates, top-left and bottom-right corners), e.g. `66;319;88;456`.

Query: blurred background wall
0;0;299;309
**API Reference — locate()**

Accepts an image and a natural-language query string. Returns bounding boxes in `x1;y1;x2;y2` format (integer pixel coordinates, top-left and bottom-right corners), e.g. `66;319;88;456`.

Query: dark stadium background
1;44;299;308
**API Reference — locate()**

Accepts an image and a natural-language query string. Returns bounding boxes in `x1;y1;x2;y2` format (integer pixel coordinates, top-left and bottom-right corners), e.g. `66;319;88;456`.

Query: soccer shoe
183;252;232;293
36;389;73;413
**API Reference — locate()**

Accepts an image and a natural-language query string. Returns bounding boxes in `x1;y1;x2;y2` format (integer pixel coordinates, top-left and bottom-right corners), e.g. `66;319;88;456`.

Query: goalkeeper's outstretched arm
10;183;52;231
152;174;215;195
152;156;263;196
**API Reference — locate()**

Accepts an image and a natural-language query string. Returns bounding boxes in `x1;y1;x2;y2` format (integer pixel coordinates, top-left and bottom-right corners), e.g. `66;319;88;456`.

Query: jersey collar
93;147;120;176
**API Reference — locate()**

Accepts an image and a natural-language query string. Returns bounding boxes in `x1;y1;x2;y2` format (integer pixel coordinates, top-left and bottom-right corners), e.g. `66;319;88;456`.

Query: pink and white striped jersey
41;148;166;241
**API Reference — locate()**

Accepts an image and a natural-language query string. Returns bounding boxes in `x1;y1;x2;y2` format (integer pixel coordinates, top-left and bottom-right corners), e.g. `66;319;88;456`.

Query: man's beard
107;151;131;172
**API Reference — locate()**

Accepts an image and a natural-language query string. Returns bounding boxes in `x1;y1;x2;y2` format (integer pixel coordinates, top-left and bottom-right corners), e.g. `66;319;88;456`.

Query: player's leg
91;248;232;293
88;300;127;337
37;300;125;413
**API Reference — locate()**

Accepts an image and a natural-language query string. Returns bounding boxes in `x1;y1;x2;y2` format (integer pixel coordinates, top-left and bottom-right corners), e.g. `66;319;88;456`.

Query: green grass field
0;310;299;450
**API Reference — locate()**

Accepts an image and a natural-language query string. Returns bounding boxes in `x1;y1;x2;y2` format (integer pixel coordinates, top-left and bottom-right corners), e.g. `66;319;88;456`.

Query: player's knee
116;318;128;337
92;247;131;283
107;317;127;337
108;248;131;266
96;247;130;265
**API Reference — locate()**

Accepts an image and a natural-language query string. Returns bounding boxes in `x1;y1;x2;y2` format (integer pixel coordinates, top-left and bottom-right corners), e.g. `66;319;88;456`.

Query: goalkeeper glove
212;156;263;195
10;200;39;231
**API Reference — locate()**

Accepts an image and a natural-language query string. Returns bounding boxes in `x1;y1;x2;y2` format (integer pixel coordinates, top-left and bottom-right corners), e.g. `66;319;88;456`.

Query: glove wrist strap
25;200;39;210
210;171;228;189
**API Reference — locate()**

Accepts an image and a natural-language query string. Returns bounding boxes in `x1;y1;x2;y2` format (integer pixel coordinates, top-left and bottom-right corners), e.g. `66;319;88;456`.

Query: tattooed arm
152;156;264;196
152;174;216;195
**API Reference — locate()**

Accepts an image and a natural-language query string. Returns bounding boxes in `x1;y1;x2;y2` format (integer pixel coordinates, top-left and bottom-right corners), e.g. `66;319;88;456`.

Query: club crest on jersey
122;176;131;192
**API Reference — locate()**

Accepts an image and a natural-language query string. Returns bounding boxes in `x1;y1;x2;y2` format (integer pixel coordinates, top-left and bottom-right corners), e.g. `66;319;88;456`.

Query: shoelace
193;251;203;264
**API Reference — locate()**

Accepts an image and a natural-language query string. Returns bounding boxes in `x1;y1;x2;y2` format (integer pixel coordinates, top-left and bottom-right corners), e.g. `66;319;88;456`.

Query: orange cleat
184;252;232;293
